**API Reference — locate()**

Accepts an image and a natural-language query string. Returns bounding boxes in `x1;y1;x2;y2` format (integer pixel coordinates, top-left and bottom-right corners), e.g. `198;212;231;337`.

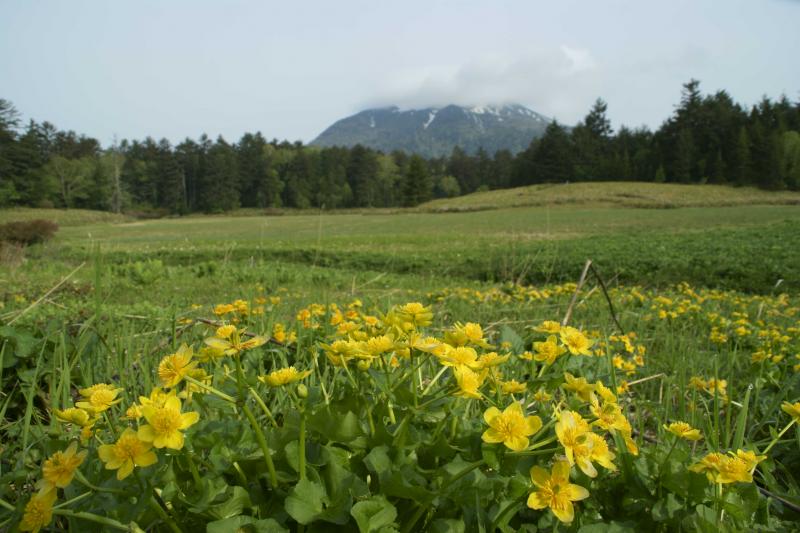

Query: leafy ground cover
1;197;799;531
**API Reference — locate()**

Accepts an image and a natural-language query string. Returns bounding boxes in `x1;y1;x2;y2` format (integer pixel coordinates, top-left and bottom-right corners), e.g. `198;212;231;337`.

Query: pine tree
403;155;432;206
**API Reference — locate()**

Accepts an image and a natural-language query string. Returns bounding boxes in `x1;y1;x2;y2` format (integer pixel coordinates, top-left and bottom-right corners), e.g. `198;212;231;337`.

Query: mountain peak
311;103;552;157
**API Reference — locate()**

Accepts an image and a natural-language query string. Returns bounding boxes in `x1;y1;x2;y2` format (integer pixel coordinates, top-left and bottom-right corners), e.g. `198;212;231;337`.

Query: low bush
0;219;59;246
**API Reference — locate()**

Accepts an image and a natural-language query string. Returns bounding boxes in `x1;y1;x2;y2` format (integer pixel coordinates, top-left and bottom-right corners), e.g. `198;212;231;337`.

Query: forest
1;80;799;214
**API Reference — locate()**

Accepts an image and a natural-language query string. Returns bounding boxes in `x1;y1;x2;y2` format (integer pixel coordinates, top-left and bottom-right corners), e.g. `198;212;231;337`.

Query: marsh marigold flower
259;366;312;387
555;410;591;466
205;327;267;356
158;344;196;388
563;373;595;402
53;407;95;427
482;402;542;451
782;401;800;424
37;441;87;492
397;302;433;327
533;336;566;365
665;421;703;441
75;383;124;414
527;460;589;524
534;320;561;334
19;489;57;533
137;393;199;450
500;379;527;394
559;326;595;356
98;428;158;480
453;366;485;399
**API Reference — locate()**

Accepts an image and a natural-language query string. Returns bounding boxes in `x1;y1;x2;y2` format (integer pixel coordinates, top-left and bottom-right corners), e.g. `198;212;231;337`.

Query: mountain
310;104;552;157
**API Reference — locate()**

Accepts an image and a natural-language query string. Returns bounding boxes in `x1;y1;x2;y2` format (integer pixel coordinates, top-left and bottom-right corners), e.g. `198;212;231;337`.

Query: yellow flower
559;327;595;356
665;421;703;441
37;441;87;493
555;410;591;466
138;394;199;450
689;451;759;484
364;335;396;356
158;344;196;388
534;320;561;334
533;336;566;365
453;367;485;399
320;339;364;366
441;346;482;371
734;449;766;471
477;352;510;368
782;401;800;423
98;428;158;480
527;460;589;524
139;387;171;408
53;407;95;427
590;401;629;433
204;328;267;356
562;373;595;402
259;367;313;387
500;379;527;394
75;383;124;414
19;489;57;533
481;402;542;451
533;388;552;403
396;302;433;327
123;404;143;421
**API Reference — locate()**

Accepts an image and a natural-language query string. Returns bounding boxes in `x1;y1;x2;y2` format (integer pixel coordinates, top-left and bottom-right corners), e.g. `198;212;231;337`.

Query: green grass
2;185;800;531
421;182;800;211
0;207;131;226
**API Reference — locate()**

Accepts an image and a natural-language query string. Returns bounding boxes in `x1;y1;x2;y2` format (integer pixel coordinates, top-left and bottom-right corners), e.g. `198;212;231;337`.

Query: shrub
0;219;59;246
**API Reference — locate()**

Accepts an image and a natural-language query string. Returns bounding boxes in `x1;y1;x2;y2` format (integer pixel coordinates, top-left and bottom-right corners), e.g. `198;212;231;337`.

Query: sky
1;0;799;146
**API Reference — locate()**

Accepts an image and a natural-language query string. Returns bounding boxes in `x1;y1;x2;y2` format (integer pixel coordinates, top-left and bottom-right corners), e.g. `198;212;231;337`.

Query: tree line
1;80;799;214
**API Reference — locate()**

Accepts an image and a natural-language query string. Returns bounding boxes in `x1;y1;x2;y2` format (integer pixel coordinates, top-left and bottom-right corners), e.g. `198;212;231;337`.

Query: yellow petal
180;411;199;429
526;415;543;435
164;431;185;450
552;460;571;482
138;425;156;443
135;450;158;468
483;407;501;425
527;491;548;510
482;428;505;444
117;461;134;480
551;499;575;523
506;435;529;452
529;466;550;488
567;484;590;501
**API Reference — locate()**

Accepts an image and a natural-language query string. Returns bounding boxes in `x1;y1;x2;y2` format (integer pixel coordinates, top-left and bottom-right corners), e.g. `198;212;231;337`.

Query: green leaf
429;518;466;533
206;516;288;533
285;479;327;525
732;385;751;450
578;521;637;532
350;496;398;533
499;325;524;354
208;486;252;520
364;446;393;477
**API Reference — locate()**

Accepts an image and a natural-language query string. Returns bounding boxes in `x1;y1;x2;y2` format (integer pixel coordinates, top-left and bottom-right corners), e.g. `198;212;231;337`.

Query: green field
2;186;800;531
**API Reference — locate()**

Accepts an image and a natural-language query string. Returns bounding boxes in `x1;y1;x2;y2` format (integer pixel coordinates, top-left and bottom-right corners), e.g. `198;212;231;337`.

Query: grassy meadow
2;183;800;531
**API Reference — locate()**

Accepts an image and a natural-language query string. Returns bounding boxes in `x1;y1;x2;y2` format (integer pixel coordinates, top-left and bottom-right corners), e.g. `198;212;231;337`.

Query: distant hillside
311;104;552;157
419;182;800;211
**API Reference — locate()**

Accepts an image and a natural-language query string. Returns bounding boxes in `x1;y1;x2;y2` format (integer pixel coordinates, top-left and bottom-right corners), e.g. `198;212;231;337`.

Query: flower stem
762;420;796;454
149;492;184;533
249;387;278;427
185;375;236;403
53;509;143;532
242;402;279;488
298;412;307;480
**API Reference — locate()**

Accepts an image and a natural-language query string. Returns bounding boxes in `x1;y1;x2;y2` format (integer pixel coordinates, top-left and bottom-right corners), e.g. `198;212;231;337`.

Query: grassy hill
420;182;800;211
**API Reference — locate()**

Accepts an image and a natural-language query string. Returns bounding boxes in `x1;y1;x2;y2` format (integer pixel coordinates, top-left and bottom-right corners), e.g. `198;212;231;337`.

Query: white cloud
364;45;602;124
